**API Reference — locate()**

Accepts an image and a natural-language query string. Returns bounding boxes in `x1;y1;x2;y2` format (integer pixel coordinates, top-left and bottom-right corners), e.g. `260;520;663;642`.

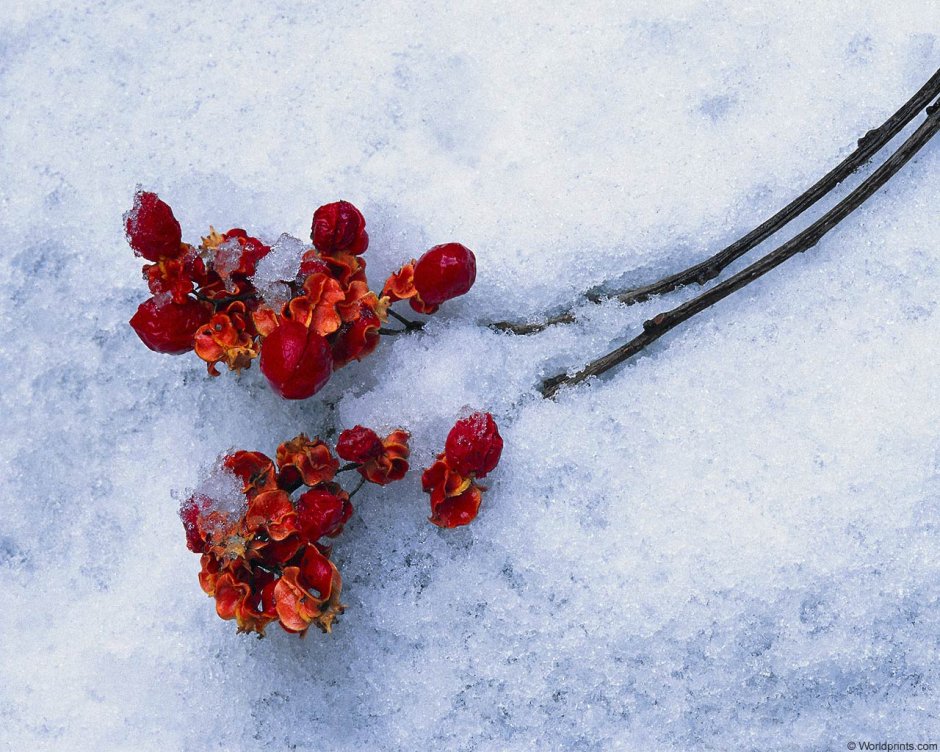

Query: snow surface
2;2;940;750
252;233;309;308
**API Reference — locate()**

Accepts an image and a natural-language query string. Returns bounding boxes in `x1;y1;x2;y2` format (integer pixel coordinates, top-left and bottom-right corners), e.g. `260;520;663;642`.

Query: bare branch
495;68;940;336
542;100;940;399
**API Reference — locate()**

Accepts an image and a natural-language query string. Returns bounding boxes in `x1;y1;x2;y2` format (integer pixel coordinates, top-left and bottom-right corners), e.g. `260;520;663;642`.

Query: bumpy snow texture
2;2;940;750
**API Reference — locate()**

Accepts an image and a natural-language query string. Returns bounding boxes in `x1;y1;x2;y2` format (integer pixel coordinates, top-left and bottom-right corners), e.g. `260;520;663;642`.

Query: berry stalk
541;96;940;398
494;67;940;335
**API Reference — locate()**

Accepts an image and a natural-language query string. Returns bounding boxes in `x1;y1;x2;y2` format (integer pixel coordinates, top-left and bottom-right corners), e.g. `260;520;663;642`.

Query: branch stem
495;68;940;336
541;100;940;399
388;308;425;330
348;476;367;498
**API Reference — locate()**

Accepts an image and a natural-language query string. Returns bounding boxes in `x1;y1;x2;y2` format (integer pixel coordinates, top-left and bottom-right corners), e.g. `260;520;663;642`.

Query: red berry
296;487;352;539
259;319;333;399
311;201;369;255
413;243;476;306
223;450;278;498
336;426;384;463
330;305;381;368
444;412;503;478
429;485;482;529
179;497;206;553
219;229;271;277
124;191;183;261
298;251;330;278
130;296;210;354
422;457;484;528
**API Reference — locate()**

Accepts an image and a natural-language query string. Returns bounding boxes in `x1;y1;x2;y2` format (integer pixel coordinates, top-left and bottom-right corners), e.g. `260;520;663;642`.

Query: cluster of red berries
126;191;477;399
182;414;501;635
181;427;410;636
128;191;506;635
423;412;504;528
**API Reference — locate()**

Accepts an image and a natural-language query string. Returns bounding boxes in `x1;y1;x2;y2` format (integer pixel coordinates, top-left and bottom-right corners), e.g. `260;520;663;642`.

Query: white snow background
2;2;939;750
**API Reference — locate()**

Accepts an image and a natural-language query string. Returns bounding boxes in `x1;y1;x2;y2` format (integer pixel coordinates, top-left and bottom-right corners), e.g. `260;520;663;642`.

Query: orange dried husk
245;489;298;541
382;261;417;301
213;568;278;635
252;305;279;338
276;434;340;488
330;302;383;369
223;450;278;499
360;429;411;486
429;484;483;528
193;301;260;375
274;546;345;635
324;251;367;288
286;273;345;336
144;256;194;303
423;455;484;528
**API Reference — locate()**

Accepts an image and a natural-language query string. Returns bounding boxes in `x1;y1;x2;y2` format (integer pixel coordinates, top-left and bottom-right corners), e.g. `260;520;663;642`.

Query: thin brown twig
348;475;367;498
495;68;940;336
388;308;424;330
194;289;256;307
541;100;940;399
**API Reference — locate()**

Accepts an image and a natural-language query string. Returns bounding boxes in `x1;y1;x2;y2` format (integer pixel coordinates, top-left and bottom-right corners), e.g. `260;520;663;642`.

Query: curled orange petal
423;455;483;528
193;302;260;374
214;570;252;621
276;434;340;490
360;429;410;486
429;484;483;529
245;489;298;540
286;273;345;336
252;305;280;338
274;548;344;634
223;450;278;499
382;261;417;302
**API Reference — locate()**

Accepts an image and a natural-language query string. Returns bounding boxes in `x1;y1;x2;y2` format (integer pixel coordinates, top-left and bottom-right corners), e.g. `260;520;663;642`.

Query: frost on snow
2;1;940;751
251;233;308;309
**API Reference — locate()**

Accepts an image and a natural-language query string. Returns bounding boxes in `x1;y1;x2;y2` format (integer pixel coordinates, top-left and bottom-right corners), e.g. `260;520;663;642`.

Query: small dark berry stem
348;476;367;498
541;99;940;399
494;68;940;336
388;308;425;330
378;327;409;336
194;290;257;308
336;462;361;474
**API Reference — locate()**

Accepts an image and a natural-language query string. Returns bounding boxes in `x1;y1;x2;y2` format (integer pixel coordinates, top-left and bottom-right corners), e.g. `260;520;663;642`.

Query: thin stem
379;327;408;336
494;68;940;336
194;289;257;308
348;476;367;499
388;308;425;330
541;101;940;399
336;462;361;474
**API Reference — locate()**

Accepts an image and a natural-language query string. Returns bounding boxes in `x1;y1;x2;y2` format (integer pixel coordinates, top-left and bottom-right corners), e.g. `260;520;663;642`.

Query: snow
251;233;308;308
2;2;940;750
212;236;249;286
182;458;246;532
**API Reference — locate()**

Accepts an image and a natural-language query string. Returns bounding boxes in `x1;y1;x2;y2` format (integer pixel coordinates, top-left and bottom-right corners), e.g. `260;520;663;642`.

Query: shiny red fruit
179;497;206;553
329;305;381;368
221;228;271;277
336;426;384;463
311;201;369;255
413;243;476;306
444;412;503;478
259;319;333;399
296;487;353;540
124;191;183;261
129;296;210;354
